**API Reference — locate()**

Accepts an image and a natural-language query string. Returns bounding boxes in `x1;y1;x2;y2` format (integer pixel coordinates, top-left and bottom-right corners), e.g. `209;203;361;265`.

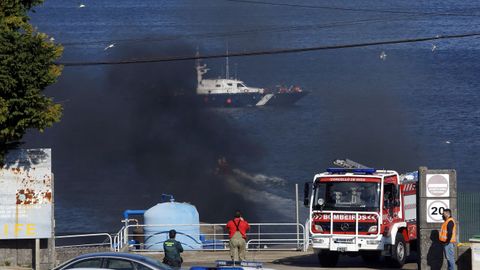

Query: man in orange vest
226;210;250;262
439;209;456;270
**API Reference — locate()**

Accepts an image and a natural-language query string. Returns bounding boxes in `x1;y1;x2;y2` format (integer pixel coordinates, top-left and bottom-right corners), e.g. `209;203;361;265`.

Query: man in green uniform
163;229;184;268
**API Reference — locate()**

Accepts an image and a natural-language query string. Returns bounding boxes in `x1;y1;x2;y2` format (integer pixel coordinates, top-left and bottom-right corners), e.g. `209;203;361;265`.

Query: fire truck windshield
313;182;380;211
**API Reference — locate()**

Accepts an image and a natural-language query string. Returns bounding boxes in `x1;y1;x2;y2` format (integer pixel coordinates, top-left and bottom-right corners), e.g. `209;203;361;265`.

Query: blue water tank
144;201;201;250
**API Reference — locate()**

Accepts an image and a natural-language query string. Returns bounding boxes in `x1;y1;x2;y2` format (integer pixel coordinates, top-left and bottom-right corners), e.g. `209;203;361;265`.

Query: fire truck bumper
312;235;384;252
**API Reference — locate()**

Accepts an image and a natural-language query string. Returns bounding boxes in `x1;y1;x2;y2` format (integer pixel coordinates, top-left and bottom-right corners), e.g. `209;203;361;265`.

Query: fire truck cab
305;167;417;267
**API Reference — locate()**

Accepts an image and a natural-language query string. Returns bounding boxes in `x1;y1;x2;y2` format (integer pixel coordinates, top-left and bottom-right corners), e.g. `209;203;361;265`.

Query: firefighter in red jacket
439;209;456;270
226;210;250;262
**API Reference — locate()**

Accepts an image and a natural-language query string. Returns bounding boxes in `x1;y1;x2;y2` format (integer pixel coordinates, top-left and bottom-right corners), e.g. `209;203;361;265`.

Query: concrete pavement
143;250;418;270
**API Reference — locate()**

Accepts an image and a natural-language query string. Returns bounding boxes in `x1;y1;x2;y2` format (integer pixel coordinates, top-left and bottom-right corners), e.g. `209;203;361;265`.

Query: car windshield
313;181;380;211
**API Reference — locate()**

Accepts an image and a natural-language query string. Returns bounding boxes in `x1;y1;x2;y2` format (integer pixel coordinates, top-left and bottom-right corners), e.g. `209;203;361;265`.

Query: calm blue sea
26;0;480;232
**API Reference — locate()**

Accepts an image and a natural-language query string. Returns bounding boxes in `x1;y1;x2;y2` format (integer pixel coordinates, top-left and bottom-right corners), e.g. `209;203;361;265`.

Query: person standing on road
226;210;250;262
439;209;457;270
163;229;184;268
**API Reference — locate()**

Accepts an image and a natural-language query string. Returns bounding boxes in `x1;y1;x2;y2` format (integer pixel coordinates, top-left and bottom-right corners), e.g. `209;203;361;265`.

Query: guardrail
55;233;113;250
114;222;307;252
55;223;308;252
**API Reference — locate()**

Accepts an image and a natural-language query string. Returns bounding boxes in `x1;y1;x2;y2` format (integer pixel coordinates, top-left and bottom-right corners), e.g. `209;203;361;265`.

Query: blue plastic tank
144;200;201;250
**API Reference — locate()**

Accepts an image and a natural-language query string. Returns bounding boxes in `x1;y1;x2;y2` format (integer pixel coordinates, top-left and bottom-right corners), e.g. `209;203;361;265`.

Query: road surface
143;250;418;269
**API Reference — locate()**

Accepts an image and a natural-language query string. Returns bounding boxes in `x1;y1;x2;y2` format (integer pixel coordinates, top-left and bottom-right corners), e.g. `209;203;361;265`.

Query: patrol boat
195;56;308;107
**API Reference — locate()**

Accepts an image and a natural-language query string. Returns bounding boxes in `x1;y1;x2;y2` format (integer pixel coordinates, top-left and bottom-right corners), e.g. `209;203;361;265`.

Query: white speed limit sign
426;199;450;223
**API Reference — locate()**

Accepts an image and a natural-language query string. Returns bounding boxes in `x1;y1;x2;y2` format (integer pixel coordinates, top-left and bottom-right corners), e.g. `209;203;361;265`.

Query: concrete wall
417;168;457;270
0;239;54;269
1;240;113;269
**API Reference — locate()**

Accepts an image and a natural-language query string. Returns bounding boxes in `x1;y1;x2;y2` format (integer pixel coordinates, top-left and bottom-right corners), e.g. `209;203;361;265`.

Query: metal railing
54;193;478;251
458;192;480;242
114;222;307;252
55;233;113;250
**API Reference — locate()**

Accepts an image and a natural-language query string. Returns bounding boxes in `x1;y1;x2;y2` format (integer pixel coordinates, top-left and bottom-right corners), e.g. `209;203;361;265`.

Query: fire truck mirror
303;182;310;207
393;185;398;197
393;187;401;206
384;198;394;209
383;199;390;209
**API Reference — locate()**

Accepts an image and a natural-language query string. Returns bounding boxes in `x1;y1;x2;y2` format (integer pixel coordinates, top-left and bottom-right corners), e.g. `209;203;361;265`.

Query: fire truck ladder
332;158;369;169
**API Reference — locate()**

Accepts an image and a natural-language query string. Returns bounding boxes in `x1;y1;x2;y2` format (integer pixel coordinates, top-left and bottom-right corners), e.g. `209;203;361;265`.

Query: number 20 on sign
426;199;450;223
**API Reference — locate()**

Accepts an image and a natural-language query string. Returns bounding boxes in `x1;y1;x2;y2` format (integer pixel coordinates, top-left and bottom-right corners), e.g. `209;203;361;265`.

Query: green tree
0;0;63;163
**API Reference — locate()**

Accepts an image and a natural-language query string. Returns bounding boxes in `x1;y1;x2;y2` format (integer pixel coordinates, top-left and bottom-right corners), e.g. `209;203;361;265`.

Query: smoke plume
26;42;265;232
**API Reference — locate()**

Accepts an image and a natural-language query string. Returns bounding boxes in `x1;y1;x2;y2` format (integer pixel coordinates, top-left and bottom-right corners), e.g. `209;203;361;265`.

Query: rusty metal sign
0;149;53;239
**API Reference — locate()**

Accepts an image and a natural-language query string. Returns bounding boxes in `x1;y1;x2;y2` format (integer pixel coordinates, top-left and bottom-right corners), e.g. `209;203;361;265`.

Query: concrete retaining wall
0;240;111;269
0;239;54;270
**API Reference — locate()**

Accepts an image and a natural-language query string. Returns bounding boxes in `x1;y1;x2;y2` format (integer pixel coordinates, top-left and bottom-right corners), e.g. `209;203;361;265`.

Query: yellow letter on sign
26;224;36;236
14;224;23;237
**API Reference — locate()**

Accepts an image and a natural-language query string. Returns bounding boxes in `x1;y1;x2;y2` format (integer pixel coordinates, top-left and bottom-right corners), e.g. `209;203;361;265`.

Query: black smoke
25;42;263;232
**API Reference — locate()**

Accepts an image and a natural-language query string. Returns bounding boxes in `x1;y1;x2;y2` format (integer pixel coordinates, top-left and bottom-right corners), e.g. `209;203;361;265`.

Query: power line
60;2;480;48
58;1;480;48
227;0;480;18
58;32;480;67
62;16;419;47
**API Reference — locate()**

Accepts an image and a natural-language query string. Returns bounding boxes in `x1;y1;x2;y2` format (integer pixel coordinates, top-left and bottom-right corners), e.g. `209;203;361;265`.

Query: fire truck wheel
387;233;406;267
360;250;381;263
318;251;339;267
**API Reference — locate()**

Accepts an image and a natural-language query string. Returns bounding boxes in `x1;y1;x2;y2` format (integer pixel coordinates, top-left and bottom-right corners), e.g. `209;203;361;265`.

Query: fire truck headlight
314;224;323;232
368;225;378;233
367;240;381;245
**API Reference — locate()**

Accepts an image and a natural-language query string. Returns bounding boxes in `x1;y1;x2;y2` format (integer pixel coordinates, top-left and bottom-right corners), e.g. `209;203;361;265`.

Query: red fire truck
304;161;418;267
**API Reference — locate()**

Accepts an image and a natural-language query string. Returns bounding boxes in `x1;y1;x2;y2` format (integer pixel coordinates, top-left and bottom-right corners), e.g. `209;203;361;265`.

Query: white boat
195;53;307;107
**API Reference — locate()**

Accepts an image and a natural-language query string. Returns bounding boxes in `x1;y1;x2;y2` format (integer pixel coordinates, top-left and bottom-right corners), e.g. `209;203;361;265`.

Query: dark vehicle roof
54;252;169;270
74;252;153;261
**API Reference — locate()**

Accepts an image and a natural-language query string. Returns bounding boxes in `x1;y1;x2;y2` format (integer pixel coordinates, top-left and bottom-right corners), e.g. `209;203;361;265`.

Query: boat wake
232;169;286;187
224;168;295;220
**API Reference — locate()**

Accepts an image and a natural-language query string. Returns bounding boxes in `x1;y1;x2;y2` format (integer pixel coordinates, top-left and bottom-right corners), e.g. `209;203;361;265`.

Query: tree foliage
0;0;63;163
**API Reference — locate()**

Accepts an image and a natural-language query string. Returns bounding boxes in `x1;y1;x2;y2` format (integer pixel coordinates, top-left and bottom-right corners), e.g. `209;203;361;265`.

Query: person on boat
292;86;302;92
215;156;231;175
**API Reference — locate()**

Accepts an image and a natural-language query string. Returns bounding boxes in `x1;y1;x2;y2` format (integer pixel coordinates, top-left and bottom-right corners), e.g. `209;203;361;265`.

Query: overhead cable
62;16;418;47
58;32;480;67
227;0;480;17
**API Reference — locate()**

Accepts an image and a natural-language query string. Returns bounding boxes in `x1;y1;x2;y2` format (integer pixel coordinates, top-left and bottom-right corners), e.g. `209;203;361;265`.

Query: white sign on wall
426;199;450;223
0;149;52;239
426;174;450;197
